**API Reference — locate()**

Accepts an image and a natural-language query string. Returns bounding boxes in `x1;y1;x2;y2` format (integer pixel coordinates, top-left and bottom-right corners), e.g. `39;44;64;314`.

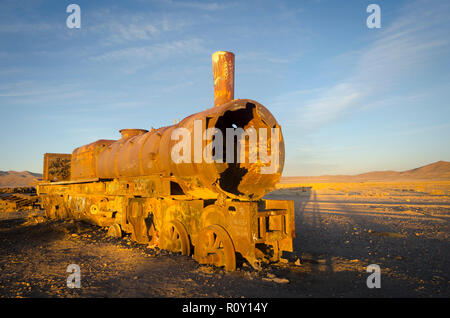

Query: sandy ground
0;182;449;298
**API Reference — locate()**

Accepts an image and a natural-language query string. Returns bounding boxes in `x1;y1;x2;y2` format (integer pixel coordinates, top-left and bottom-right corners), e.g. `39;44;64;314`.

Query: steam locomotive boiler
37;51;295;271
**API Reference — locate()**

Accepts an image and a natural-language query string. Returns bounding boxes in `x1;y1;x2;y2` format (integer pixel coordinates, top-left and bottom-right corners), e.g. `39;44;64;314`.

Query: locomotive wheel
159;220;190;256
194;225;236;271
107;224;122;238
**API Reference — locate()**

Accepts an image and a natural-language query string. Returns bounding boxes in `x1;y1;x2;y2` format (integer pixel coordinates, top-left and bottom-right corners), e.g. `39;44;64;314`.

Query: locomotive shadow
266;186;450;297
265;186;317;259
0;217;61;246
0;211;97;249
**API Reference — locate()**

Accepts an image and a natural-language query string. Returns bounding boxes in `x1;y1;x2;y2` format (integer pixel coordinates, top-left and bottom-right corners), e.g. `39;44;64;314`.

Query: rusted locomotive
37;51;295;271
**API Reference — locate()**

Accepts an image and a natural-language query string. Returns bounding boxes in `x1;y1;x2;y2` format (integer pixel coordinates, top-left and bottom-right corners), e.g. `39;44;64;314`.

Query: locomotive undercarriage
37;176;295;271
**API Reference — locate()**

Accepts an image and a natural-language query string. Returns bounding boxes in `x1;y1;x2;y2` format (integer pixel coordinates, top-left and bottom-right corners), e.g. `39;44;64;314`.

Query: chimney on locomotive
212;51;235;107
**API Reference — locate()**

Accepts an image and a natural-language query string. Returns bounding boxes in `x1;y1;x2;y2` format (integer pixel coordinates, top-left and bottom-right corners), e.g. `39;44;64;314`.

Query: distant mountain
0;171;42;188
281;161;450;183
2;161;449;187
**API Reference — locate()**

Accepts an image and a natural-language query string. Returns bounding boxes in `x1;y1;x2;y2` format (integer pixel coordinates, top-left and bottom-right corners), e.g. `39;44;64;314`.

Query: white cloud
274;0;450;130
90;16;191;44
90;38;206;62
0;67;23;76
156;0;234;11
0;81;79;98
0;22;54;33
239;51;301;65
84;7;196;45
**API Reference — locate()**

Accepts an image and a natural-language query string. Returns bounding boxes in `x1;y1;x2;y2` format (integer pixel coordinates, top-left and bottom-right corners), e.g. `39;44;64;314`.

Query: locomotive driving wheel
159;220;191;255
194;224;236;271
107;224;122;238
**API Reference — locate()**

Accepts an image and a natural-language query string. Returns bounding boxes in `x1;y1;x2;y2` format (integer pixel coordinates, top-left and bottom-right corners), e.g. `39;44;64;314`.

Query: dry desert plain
0;178;448;297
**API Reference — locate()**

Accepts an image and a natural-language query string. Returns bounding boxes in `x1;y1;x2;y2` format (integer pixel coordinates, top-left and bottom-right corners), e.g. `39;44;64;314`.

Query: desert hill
1;161;449;188
0;171;42;188
281;161;450;183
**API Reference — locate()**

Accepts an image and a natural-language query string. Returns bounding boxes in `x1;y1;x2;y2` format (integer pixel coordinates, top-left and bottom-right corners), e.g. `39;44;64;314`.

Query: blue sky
0;0;449;176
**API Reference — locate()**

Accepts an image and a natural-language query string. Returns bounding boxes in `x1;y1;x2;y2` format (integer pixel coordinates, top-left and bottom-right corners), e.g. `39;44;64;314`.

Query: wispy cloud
392;122;450;137
0;6;196;48
0;67;24;76
0;22;54;33
155;0;235;11
90;38;206;62
0;81;81;99
0;81;93;109
239;51;302;64
274;0;450;130
89;13;191;44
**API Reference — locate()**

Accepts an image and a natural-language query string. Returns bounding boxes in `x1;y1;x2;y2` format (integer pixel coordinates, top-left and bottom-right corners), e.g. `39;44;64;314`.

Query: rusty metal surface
43;153;71;182
68;99;284;201
38;177;294;269
71;140;115;180
212;51;235;107
37;51;295;271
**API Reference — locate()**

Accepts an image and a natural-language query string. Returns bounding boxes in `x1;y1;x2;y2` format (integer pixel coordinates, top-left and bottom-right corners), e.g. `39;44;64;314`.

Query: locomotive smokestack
212;51;235;107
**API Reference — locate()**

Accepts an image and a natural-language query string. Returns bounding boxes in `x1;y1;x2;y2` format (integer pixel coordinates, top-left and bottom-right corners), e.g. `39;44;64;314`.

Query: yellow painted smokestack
212;51;235;107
